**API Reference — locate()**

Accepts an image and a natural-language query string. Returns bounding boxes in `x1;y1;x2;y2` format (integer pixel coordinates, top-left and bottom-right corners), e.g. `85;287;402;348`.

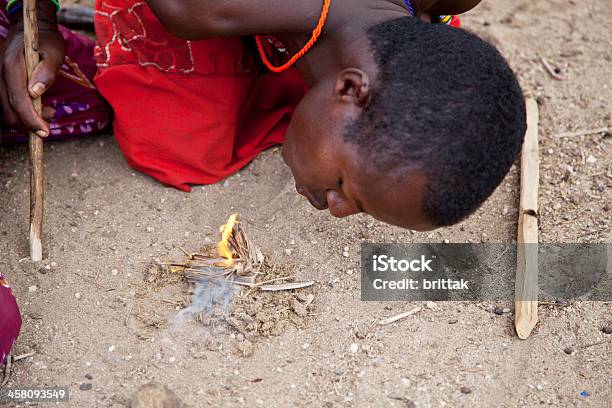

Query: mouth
296;183;328;210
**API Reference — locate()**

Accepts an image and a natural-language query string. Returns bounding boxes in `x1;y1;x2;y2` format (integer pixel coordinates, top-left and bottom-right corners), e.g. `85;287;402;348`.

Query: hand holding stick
23;0;45;261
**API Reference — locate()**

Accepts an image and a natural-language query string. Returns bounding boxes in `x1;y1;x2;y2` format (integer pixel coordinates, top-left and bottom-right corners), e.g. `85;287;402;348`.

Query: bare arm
144;0;319;40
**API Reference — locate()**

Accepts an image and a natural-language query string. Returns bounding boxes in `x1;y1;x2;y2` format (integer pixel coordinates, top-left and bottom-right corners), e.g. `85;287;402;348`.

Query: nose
326;191;361;218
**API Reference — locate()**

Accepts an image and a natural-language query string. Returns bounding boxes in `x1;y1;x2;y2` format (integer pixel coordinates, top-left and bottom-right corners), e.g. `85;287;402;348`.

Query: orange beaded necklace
255;0;331;73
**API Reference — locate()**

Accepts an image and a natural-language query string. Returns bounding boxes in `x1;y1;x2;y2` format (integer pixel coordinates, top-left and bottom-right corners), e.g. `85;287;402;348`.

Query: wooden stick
515;98;539;339
23;0;45;262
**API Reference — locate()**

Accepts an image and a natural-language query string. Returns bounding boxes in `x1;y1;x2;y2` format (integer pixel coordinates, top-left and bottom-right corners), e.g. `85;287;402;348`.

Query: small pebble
334;366;346;376
302;343;310;350
79;383;92;391
563;346;575;355
28;285;38;293
602;325;612;335
460;386;472;394
74;293;82;300
586;155;597;164
493;306;504;315
342;251;349;258
349;343;359;353
501;207;509;216
426;301;436;310
111;269;118;276
85;374;93;380
108;345;116;352
284;249;293;256
502;308;511;313
50;262;57;267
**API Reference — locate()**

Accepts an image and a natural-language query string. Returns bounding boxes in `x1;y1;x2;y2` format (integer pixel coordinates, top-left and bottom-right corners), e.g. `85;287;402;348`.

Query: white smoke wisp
173;276;239;327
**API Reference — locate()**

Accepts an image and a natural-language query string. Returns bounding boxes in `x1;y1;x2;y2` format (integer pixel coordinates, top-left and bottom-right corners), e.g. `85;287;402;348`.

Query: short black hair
347;17;526;227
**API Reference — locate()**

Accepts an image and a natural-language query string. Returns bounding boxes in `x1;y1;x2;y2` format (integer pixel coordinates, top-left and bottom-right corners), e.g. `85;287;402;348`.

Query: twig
378;307;421;326
244;275;297;296
178;247;194;258
540;57;565;80
253;275;296;288
13;351;36;362
260;281;315;291
555;127;609;138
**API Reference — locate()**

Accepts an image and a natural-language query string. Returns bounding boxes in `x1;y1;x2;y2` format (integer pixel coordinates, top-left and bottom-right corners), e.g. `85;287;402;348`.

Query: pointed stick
515;99;539;339
23;0;45;261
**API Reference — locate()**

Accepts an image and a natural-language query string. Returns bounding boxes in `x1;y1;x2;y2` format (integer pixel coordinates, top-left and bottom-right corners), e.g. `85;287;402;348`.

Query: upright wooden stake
23;0;44;262
515;99;539;339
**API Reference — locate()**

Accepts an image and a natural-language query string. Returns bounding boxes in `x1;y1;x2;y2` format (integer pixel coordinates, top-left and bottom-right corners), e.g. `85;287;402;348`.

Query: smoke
173;276;239;327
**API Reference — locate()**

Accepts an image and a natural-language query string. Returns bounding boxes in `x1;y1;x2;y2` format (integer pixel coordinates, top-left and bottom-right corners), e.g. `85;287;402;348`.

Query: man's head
282;17;526;230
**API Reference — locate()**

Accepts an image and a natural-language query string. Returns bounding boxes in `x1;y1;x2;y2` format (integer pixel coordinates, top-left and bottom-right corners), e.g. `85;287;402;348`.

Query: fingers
3;46;49;137
0;64;20;127
28;43;64;99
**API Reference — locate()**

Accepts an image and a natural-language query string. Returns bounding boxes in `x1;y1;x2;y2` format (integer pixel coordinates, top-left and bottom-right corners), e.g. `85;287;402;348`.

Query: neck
275;0;407;88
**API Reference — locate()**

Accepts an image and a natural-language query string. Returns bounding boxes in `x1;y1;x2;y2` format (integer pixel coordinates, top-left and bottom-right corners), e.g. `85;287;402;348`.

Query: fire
217;213;239;263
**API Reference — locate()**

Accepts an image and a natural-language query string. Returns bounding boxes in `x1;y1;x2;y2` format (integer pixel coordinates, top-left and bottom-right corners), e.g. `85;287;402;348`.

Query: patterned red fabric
0;274;21;363
93;1;305;191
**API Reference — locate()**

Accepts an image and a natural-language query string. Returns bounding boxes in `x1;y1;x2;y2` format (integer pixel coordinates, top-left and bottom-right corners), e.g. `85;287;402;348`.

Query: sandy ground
1;0;611;407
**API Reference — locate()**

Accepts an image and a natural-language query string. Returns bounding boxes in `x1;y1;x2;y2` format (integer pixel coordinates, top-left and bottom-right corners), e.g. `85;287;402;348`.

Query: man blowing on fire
1;0;525;232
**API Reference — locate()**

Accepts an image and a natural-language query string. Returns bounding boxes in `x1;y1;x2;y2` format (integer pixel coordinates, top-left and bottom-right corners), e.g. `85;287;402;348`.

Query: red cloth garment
0;273;21;363
93;1;305;191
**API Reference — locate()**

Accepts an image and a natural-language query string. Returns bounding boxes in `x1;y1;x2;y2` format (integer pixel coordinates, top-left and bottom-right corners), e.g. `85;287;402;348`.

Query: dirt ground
1;0;611;407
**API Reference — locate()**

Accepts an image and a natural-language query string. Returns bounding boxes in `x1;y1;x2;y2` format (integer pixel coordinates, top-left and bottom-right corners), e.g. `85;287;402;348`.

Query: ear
334;68;371;107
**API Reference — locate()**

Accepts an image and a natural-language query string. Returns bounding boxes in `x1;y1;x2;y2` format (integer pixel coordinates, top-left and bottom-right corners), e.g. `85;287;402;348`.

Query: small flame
217;213;239;263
